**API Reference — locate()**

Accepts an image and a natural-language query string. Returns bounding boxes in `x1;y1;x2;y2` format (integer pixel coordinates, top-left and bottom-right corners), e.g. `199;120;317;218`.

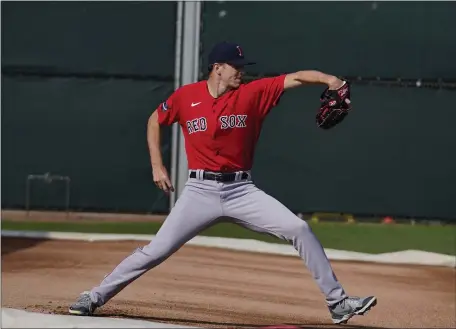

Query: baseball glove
316;80;352;129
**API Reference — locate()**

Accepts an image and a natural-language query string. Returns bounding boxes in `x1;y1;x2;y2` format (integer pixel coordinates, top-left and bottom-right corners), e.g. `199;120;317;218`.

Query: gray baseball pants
90;172;347;307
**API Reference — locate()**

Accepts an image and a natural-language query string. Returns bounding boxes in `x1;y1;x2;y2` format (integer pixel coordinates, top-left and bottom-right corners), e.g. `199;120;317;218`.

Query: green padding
1;76;174;213
2;1;176;77
251;84;456;219
201;2;456;78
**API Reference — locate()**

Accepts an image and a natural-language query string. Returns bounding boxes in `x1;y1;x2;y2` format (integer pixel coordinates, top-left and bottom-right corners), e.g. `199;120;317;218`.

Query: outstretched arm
283;70;345;91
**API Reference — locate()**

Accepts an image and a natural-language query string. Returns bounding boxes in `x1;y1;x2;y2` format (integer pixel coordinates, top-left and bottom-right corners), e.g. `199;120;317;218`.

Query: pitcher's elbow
148;110;159;127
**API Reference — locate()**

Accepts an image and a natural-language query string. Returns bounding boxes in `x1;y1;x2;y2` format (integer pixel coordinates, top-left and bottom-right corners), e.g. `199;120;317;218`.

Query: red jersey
157;75;286;172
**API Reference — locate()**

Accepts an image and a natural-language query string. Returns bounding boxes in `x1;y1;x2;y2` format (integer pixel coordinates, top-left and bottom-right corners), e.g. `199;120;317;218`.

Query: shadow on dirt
1;237;47;256
95;313;388;329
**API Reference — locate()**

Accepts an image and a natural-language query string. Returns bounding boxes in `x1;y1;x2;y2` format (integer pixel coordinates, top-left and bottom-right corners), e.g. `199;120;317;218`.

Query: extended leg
69;180;223;315
222;181;376;324
223;182;346;304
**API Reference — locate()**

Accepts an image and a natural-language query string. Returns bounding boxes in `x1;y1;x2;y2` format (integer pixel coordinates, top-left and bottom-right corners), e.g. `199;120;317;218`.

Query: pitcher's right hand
152;165;175;194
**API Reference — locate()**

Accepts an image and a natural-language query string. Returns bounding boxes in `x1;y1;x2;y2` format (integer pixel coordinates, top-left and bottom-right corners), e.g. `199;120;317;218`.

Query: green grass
1;219;455;255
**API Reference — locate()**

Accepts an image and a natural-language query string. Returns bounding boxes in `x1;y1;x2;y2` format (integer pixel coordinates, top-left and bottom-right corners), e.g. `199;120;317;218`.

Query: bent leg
223;182;346;306
90;180;222;306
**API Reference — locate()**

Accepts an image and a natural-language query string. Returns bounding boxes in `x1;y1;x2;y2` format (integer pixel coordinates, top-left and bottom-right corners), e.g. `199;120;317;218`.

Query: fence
2;1;456;220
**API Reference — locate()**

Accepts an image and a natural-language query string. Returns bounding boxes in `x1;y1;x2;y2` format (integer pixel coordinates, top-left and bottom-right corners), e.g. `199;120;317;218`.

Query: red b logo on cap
236;46;243;57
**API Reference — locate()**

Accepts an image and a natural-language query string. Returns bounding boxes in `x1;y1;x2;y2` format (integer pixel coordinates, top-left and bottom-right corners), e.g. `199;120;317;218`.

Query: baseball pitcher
69;42;376;325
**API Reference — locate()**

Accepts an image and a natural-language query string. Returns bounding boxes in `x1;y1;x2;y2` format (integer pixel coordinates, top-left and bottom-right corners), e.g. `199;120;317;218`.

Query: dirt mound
2;237;455;328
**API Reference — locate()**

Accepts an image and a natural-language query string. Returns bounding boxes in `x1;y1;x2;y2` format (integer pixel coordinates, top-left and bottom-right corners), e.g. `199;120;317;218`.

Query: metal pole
170;1;184;209
175;1;201;200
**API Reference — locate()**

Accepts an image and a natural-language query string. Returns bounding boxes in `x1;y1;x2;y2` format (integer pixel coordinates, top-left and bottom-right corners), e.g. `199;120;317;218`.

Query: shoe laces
340;297;360;310
77;291;92;304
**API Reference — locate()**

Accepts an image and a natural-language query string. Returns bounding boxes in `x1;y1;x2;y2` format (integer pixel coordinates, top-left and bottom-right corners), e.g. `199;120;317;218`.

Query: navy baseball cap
208;42;256;68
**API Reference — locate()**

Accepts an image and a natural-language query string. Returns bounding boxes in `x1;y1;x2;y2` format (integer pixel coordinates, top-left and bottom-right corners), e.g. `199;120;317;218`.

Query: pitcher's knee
281;219;311;241
293;220;312;237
